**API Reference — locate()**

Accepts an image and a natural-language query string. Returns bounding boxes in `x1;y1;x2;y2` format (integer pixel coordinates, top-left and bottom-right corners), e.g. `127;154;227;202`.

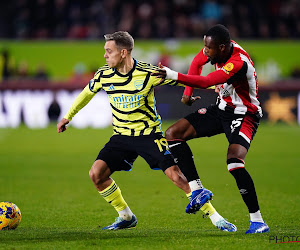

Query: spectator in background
68;62;93;86
291;66;300;78
157;49;171;68
32;0;51;39
48;92;61;122
12;0;31;39
258;21;271;39
52;0;68;38
1;0;299;39
200;0;222;25
117;3;135;35
34;63;49;81
16;61;30;80
0;49;14;81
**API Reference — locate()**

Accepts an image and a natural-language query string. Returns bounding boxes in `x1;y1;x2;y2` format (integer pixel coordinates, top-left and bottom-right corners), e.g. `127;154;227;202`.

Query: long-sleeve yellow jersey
64;59;182;136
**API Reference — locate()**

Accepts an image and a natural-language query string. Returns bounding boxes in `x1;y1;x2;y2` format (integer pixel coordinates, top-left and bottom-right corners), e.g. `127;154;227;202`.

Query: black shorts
184;105;260;150
96;133;176;173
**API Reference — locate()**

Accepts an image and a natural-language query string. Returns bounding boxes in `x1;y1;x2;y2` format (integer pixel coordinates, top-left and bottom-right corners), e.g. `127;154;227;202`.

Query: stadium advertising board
0;87;298;128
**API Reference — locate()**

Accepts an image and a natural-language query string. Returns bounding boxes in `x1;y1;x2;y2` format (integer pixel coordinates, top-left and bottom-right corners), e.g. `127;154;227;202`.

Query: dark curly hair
205;24;231;46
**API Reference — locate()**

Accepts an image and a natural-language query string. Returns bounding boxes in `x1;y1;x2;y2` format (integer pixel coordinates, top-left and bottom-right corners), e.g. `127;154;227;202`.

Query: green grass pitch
0;122;299;249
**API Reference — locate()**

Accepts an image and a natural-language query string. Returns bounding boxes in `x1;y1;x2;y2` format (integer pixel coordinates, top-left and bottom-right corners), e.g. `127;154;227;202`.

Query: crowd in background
0;0;299;83
0;0;299;40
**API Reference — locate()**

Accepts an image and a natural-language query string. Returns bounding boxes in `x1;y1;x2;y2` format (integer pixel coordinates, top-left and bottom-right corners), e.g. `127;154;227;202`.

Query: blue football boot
245;221;270;234
186;188;213;214
216;218;237;232
102;215;137;230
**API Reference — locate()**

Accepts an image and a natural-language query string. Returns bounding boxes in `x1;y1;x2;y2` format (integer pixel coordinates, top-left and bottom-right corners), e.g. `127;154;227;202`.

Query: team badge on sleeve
89;79;97;92
223;63;234;74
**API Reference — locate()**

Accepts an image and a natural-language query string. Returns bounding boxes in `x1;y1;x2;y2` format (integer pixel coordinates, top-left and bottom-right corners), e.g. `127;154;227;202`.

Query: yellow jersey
64;59;183;136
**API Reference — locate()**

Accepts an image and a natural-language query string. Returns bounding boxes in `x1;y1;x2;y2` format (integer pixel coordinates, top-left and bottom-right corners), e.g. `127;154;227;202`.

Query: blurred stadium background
0;1;299;248
0;0;299;128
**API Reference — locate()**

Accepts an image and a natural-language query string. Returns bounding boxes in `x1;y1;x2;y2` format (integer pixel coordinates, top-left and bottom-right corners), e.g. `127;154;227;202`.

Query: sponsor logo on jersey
108;84;115;90
134;80;144;90
108;94;145;109
223;62;234;74
198;108;207;114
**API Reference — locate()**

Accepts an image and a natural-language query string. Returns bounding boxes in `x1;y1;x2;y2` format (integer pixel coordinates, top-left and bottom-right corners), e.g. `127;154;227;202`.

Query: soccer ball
0;202;22;230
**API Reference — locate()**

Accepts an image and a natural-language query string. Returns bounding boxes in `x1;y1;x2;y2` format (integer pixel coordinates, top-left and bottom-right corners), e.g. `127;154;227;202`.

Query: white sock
209;211;223;226
250;210;264;223
118;206;134;221
189;179;203;192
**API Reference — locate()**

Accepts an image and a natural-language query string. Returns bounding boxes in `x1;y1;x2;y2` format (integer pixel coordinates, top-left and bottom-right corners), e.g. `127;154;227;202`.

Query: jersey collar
114;58;137;77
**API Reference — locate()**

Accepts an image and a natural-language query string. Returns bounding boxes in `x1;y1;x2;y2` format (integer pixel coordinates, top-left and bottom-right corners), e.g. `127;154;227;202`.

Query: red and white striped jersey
181;40;262;117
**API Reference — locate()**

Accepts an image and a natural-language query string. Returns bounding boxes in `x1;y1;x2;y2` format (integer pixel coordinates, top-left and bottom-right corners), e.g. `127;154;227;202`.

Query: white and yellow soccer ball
0;202;22;230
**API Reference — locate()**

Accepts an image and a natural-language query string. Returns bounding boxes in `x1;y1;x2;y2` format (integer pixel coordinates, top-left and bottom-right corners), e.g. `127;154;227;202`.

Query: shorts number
230;118;243;133
154;138;169;152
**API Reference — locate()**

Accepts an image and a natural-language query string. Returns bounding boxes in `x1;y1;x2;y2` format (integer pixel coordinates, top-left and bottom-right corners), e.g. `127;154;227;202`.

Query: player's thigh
96;135;138;173
223;113;260;151
135;134;176;172
184;105;224;138
165;118;197;141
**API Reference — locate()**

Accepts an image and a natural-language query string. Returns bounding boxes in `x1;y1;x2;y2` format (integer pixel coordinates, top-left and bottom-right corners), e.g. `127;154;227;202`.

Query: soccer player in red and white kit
153;24;270;234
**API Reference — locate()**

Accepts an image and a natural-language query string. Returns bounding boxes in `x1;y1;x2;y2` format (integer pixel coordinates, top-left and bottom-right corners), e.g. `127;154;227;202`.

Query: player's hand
151;62;167;84
181;95;201;106
151;62;178;83
57;118;70;133
215;84;222;93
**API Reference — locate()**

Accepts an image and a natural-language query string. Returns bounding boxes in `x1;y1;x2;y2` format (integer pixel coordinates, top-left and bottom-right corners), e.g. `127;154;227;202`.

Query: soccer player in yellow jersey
57;31;236;231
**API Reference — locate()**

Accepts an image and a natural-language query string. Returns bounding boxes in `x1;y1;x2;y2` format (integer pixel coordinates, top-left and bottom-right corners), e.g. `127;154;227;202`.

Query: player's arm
152;67;226;88
182;49;208;106
57;84;97;133
151;63;183;87
153;60;243;89
177;70;228;88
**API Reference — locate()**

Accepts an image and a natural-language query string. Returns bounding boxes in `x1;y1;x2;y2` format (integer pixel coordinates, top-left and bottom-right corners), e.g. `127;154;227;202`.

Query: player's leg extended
166;118;213;213
166;117;236;232
89;160;137;230
227;144;269;234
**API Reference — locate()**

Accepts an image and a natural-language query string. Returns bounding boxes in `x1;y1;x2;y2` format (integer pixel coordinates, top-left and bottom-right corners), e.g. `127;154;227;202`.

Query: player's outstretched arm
57;118;70;133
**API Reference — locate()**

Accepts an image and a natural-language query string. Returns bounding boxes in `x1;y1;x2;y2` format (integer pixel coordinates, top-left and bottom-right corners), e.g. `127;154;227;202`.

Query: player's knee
89;171;105;186
89;160;110;185
89;168;97;183
89;166;105;185
227;158;245;172
165;126;181;140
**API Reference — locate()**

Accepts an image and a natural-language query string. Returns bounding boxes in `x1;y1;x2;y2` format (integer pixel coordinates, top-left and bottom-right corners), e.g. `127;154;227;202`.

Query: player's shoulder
136;60;159;72
231;41;251;60
222;56;246;74
225;43;247;66
94;64;112;77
